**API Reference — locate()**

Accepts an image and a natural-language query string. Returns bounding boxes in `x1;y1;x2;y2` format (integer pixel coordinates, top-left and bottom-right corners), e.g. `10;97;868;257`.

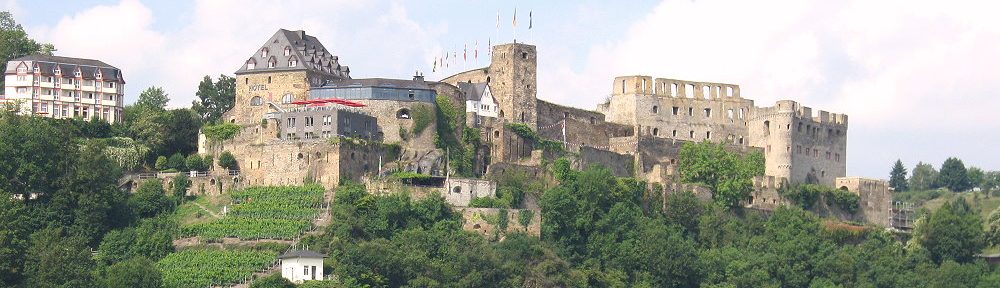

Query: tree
185;154;204;171
97;257;163;288
192;75;236;123
0;190;29;286
23;228;94;288
918;198;984;264
249;273;295;288
908;162;938;191
203;155;214;170
167;153;186;171
134;87;169;112
889;160;908;192
938;157;971;192
0;112;76;198
172;174;191;199
154;156;168;171
0;12;55;87
128;180;173;218
967;167;984;191
218;151;238;170
678;141;765;208
664;190;703;236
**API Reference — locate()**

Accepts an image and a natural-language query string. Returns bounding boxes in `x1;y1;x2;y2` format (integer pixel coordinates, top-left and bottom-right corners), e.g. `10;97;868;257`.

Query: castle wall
440;68;489;87
443;177;497;207
458;207;541;238
535;100;634;150
748;175;789;210
578;146;634;177
351;100;436;149
836;177;891;227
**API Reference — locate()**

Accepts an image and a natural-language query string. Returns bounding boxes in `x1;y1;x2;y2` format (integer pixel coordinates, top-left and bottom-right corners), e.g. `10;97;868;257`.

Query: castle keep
203;28;889;227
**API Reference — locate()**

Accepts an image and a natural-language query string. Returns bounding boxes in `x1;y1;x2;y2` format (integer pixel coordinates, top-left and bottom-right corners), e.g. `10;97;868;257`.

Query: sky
5;0;999;179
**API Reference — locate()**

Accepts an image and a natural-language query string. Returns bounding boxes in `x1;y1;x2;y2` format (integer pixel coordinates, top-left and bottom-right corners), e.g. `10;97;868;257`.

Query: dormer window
267;57;276;68
15;65;26;73
96;71;102;78
288;56;298;67
284;46;291;56
247;59;256;69
74;70;81;77
261;48;269;58
54;67;61;74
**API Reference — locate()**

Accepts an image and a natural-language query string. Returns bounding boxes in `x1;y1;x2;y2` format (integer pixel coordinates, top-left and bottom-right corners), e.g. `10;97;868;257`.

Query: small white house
462;82;497;120
279;250;327;283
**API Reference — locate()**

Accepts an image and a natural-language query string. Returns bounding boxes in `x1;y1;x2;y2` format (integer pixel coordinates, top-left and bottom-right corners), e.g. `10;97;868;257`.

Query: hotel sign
249;84;268;92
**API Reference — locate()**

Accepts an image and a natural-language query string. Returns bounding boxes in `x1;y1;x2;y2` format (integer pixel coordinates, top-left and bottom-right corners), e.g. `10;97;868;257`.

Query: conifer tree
889;159;908;192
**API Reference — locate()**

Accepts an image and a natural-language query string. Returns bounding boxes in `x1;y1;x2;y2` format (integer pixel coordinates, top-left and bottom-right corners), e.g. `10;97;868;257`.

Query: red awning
290;98;366;107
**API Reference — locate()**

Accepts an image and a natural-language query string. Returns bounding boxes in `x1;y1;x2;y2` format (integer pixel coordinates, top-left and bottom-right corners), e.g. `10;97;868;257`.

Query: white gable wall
280;257;325;283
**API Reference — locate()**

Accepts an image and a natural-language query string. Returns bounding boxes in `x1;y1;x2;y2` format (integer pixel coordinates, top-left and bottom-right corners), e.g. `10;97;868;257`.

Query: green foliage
155;155;168;171
410;104;433;136
382;142;402;160
0;191;29;285
172;174;191;199
97;137;151;171
497;209;510;230
939;157;971;192
505;122;563;153
185;154;204;171
890;159;908;192
664;191;703;236
96;217;176;265
168;153;186;171
825;188;861;214
678;141;765;208
967;166;985;190
917;198;984;264
135;87;170;112
909;162;939;191
202;122;241;141
182;185;323;241
988;206;1000;247
157;249;277;288
552;157;573;182
434;95;478;176
96;257;163;288
24;228;94;288
249;273;295;288
192;75;236;123
219;151;238;170
390;171;431;180
130;179;174;218
203;154;214;170
518;209;534;227
781;183;824;210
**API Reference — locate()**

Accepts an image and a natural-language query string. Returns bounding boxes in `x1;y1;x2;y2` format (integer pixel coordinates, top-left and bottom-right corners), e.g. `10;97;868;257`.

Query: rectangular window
704;108;712;118
41;103;47;112
16;75;25;81
826;152;831;160
672;107;679;115
304;266;309;275
687;107;693;116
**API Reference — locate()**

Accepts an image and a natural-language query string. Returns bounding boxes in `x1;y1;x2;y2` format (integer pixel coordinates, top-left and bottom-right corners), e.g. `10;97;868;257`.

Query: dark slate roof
277;250;327;259
6;54;124;82
457;82;488;101
319;78;433;90
235;29;351;79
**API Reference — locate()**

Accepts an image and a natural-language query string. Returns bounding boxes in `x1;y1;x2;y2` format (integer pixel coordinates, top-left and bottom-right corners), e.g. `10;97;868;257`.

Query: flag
529;11;533;29
463;44;467;61
475;41;479;60
432;58;437;72
488;39;491;56
513;8;517;28
496;10;500;29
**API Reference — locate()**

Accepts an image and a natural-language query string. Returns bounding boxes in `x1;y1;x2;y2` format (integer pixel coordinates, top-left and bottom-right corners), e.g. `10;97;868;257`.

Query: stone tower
749;100;848;186
488;43;538;130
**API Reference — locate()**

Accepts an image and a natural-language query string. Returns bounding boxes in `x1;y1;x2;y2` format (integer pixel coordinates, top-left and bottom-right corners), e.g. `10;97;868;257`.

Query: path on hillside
193;201;222;218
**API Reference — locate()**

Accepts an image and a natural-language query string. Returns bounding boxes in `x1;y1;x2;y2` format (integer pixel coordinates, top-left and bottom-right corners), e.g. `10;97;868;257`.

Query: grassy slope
899;189;1000;253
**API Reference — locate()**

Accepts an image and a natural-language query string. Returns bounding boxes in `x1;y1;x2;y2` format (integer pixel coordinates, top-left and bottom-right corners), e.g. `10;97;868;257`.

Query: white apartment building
2;54;125;123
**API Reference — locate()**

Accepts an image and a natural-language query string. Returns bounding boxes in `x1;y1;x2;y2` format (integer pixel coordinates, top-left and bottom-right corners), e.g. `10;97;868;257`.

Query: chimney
413;71;424;82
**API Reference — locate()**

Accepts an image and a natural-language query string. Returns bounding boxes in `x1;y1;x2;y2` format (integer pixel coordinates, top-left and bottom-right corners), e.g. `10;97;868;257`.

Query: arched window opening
396;108;411;119
250;96;263;106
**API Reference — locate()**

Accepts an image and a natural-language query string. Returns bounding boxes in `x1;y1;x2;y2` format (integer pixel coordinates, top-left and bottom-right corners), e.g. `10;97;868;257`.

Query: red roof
290;98;366;107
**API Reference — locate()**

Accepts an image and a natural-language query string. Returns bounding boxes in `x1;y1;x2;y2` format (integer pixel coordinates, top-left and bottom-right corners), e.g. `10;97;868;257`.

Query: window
261;48;268;58
288;56;298;67
250;96;263;106
286;117;296;127
672;106;679;115
304;266;309;275
704;108;712;118
689;131;694;138
284;46;291;56
40;103;47;112
652;128;659;136
652;106;658;113
687;107;693;116
246;59;256;69
672;130;677;137
16;75;25;81
826;152;831;160
74;70;81;77
15;66;26;73
268;59;276;68
764;120;770;132
727;109;734;119
281;93;292;104
706;131;711;139
305;116;314;127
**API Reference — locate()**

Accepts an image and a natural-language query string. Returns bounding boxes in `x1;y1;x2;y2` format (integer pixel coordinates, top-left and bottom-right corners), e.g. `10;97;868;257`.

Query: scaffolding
890;201;915;232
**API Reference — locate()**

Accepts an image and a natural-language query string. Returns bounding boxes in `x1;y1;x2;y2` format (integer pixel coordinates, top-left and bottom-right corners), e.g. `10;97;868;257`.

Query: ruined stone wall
440;68;489;87
535;100;633;150
749;100;848;186
748;175;789;210
459;207;541;238
577;146;634;177
351;100;436;149
443;178;497;207
605;76;754;145
836;177;891;227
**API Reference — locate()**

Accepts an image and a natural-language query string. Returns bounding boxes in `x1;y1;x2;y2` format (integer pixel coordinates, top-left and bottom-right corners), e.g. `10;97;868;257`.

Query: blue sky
6;0;1000;179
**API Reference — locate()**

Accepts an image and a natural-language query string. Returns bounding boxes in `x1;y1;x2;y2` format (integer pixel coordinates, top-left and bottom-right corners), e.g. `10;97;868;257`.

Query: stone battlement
754;175;788;190
756;100;848;126
613;75;742;100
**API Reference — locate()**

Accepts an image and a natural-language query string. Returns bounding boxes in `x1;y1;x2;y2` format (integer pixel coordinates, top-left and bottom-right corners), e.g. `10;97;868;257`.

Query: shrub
185;154;204;172
410;104;434;136
218;151;237;170
203;155;214;170
155;156;168;171
518;209;534;227
168;153;186;171
202;123;241;141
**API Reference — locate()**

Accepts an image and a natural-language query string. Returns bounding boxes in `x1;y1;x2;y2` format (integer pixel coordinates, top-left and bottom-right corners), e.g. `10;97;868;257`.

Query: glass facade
310;86;436;103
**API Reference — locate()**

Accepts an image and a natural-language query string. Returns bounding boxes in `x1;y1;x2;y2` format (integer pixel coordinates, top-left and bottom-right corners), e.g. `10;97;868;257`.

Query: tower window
652;106;658;114
521;52;528;59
